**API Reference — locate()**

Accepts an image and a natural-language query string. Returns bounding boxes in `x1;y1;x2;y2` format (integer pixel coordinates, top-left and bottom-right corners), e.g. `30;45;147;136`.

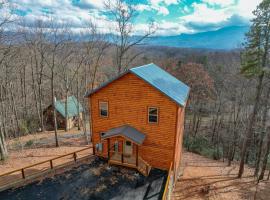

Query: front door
124;141;133;155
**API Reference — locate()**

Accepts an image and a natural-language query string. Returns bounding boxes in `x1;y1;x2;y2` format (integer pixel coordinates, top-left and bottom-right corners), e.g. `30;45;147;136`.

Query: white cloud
181;3;232;24
135;4;152;12
237;0;262;18
149;0;179;6
4;0;264;36
157;6;169;15
147;0;180;15
202;0;235;7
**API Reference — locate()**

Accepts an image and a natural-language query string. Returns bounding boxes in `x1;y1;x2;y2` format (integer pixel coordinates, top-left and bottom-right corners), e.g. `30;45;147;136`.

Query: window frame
148;106;159;124
99;101;109;118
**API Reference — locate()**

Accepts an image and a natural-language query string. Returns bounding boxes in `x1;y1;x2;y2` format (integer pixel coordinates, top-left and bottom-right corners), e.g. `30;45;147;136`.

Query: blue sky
3;0;262;35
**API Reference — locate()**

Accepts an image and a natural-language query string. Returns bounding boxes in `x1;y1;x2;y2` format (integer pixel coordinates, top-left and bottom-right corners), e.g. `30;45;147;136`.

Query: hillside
146;26;249;50
173;152;270;200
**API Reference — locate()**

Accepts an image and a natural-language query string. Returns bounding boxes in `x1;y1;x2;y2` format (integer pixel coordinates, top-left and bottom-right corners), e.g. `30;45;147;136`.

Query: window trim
148;106;159;124
99;100;109;118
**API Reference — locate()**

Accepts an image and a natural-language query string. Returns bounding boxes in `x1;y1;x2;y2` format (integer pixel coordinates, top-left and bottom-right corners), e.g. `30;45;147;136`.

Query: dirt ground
0;129;90;174
173;152;270;200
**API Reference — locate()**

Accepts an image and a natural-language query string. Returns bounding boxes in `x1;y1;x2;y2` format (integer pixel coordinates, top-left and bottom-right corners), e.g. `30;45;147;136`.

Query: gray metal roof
101;125;146;145
130;63;190;107
85;63;190;107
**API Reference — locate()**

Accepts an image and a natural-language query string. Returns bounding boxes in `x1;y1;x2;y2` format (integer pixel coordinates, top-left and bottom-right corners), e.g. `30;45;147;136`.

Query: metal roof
130;63;190;107
101;125;146;145
55;96;84;118
85;63;190;107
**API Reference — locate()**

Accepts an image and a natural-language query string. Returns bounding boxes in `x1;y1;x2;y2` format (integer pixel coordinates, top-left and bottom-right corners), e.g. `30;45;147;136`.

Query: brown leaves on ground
172;152;270;200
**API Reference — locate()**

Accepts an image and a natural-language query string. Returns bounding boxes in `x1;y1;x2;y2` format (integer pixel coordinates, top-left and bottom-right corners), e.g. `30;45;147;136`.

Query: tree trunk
255;87;270;177
65;90;68;132
238;73;264;178
258;127;270;181
51;72;59;147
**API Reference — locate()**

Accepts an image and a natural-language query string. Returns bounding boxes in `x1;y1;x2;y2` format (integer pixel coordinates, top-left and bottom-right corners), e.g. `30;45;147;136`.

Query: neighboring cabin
85;63;189;178
43;96;83;130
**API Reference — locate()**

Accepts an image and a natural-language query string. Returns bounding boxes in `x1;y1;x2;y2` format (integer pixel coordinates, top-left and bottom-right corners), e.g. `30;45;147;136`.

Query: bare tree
43;20;71;147
104;0;156;74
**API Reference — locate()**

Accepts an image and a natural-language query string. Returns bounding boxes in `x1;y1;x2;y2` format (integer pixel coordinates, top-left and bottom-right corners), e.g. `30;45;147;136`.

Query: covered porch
101;125;151;176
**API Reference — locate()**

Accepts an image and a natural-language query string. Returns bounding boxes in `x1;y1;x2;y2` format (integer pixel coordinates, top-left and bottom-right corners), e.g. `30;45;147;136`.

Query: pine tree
238;0;270;178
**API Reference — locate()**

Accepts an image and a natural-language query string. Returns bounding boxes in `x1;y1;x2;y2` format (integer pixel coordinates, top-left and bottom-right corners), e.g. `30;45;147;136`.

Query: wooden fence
162;162;174;200
0;146;93;192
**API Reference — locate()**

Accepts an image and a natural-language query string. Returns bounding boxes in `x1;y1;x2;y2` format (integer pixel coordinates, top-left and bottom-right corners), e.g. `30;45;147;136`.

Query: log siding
89;72;185;170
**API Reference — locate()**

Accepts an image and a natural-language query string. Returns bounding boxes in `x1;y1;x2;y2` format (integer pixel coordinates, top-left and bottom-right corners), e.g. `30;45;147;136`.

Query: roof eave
84;70;129;98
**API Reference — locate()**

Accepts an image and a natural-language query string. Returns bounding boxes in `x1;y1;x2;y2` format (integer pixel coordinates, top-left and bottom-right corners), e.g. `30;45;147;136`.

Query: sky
1;0;263;36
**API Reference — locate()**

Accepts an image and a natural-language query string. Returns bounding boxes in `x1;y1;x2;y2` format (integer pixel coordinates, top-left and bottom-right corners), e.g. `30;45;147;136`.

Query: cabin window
114;141;119;152
100;132;106;140
148;107;158;123
99;101;108;117
95;143;103;153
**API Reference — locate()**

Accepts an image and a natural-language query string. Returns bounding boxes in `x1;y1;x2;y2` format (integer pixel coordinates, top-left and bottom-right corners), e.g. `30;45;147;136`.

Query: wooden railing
138;156;151;176
0;146;93;192
108;151;151;176
162;162;174;200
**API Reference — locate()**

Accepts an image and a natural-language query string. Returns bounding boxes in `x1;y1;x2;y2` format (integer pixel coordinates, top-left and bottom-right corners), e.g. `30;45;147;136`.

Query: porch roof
101;125;146;145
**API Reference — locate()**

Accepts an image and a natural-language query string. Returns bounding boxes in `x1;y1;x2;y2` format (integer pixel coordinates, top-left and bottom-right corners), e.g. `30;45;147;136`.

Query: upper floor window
99;101;108;117
148;107;158;123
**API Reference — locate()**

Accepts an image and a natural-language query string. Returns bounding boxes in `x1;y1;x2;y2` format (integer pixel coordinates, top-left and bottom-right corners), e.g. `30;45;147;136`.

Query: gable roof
85;63;190;107
54;96;84;118
101;125;146;145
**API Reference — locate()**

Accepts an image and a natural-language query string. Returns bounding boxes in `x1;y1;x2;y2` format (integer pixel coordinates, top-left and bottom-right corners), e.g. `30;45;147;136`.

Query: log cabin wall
174;107;185;180
90;73;180;170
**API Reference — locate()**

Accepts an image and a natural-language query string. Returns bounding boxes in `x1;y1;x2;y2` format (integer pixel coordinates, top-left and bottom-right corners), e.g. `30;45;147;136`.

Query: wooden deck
108;152;151;176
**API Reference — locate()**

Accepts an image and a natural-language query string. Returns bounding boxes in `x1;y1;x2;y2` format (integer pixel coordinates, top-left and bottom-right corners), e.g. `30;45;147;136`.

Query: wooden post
121;141;124;163
108;138;110;159
93;143;96;155
21;168;25;179
50;160;53;169
136;145;138;167
73;152;77;162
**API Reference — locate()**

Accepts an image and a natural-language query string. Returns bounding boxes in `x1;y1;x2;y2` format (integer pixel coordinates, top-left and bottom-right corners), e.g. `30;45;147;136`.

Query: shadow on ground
0;157;167;200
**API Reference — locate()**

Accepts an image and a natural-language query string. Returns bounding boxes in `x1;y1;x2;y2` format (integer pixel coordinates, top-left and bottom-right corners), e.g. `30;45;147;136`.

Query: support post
136;145;138;167
108;138;110;160
121;141;124;163
50;160;53;169
73;152;77;162
21;168;25;179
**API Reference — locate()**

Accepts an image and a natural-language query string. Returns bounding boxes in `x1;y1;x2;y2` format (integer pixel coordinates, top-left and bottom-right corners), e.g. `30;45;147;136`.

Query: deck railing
108;151;151;176
162;162;174;200
0;146;93;192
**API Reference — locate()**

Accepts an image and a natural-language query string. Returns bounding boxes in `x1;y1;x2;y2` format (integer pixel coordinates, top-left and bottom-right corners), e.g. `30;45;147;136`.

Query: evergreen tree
238;0;270;178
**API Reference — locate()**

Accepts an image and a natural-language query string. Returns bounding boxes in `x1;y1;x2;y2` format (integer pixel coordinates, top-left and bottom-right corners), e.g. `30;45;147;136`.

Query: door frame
123;140;133;155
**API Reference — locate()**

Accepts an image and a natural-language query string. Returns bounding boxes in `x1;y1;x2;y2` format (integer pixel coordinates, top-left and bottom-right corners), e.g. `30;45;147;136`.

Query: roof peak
86;63;190;107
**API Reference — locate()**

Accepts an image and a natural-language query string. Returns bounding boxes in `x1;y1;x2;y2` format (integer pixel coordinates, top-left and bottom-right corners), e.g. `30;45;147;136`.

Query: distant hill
145;26;249;50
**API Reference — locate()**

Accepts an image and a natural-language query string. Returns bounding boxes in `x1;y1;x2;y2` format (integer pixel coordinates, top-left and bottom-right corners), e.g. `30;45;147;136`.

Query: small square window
100;132;106;139
99;101;108;117
148;107;158;123
126;141;131;146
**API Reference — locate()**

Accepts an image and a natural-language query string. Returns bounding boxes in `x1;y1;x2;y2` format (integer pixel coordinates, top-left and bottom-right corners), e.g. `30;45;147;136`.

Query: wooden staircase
137;156;151;176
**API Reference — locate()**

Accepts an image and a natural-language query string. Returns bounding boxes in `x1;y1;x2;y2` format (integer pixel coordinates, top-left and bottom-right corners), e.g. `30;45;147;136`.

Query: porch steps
138;157;152;176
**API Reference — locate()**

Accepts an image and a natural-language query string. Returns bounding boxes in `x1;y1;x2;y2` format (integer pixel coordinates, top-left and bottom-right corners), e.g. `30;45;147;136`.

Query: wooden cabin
43;96;83;130
85;63;189;178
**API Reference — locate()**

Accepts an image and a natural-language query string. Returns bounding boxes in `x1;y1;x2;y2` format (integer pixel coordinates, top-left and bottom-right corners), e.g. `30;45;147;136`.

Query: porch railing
108;151;151;176
162;162;174;200
0;146;93;192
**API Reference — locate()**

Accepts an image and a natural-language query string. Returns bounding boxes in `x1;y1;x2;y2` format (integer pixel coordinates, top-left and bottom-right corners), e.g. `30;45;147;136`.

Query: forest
0;0;270;184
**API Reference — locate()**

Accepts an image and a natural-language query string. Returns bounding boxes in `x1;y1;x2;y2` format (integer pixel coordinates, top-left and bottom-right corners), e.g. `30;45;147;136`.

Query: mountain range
145;26;249;50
